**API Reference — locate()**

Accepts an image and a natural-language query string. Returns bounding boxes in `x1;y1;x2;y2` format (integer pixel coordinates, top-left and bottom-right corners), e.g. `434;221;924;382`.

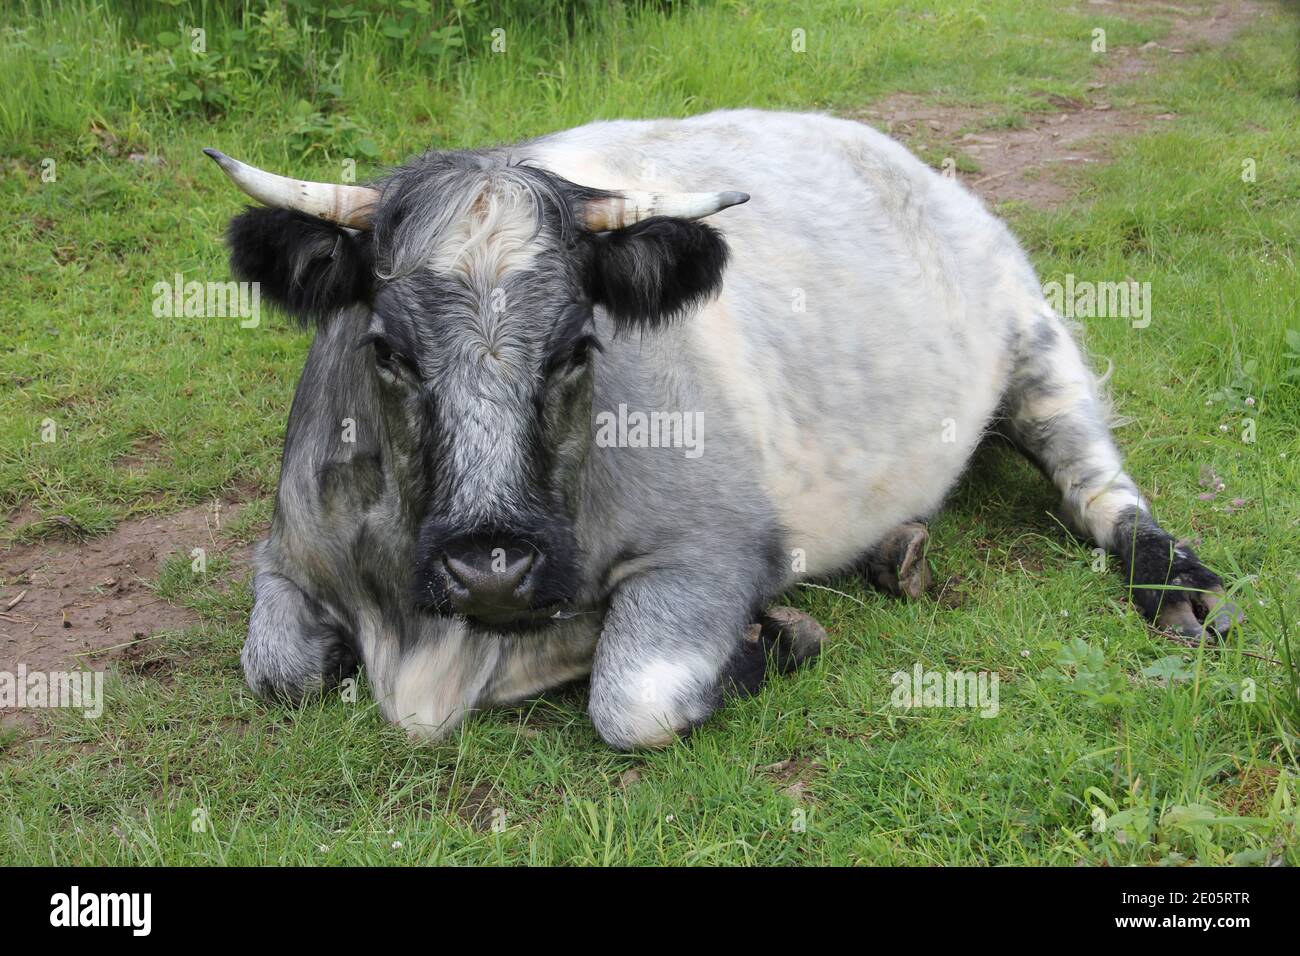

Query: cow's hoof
1155;580;1242;641
762;605;828;664
1120;530;1243;641
865;522;932;599
728;606;827;698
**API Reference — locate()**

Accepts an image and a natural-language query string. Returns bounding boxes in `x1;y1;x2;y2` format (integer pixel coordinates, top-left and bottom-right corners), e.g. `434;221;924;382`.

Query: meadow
1;0;1297;864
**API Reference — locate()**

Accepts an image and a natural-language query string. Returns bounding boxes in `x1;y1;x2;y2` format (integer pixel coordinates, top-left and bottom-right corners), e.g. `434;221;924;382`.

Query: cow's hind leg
1002;313;1240;638
864;522;932;599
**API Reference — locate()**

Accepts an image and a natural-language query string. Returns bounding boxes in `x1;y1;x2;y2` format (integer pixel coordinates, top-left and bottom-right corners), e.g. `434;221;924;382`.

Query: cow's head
207;148;744;631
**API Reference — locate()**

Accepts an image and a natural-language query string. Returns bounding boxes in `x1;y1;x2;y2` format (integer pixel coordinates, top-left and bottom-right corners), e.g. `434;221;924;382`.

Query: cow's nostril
441;541;537;617
444;551;533;592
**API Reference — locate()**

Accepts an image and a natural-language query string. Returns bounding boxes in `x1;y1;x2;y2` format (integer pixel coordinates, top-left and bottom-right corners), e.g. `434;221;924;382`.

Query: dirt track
857;0;1265;207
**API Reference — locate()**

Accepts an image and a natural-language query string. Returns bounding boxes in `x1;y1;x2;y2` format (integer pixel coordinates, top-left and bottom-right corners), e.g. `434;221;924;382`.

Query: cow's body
225;110;1234;749
531;110;1033;574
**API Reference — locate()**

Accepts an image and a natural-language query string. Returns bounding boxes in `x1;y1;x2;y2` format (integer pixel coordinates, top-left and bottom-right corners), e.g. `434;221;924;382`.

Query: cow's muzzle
414;512;582;629
437;533;548;626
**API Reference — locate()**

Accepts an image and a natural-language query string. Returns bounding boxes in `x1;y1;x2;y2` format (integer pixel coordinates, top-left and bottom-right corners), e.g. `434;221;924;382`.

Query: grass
1;0;1298;865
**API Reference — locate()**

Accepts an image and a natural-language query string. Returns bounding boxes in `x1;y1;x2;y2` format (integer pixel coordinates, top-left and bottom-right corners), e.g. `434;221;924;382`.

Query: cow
206;109;1238;750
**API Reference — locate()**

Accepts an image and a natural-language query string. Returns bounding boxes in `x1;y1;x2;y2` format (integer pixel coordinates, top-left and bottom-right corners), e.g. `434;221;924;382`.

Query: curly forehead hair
370;151;604;282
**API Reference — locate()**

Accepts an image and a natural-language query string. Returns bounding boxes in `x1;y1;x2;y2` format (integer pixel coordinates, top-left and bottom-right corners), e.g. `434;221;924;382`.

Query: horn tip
719;191;750;210
202;148;236;172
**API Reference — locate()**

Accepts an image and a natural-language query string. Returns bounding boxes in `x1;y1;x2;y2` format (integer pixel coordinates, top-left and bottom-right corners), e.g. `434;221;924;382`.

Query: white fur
532;110;1055;574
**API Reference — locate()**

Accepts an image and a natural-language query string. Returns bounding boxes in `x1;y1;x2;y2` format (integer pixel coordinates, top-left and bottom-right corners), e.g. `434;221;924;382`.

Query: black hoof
1115;515;1243;640
724;606;827;698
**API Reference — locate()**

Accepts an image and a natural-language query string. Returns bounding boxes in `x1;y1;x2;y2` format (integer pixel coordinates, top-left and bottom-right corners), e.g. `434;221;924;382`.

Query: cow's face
220;153;737;631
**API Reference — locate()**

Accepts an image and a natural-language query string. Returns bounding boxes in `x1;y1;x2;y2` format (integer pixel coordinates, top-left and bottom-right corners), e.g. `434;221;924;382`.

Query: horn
202;148;380;229
580;189;749;231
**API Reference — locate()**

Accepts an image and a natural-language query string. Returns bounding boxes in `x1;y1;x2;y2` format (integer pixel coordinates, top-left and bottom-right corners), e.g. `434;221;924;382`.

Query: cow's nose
441;539;536;619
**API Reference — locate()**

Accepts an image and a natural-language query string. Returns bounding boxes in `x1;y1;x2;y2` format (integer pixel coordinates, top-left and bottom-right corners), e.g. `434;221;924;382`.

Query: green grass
1;0;1298;865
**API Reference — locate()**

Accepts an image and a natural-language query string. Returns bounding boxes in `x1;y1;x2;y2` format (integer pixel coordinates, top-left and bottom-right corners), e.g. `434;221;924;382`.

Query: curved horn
580;189;749;231
202;148;380;229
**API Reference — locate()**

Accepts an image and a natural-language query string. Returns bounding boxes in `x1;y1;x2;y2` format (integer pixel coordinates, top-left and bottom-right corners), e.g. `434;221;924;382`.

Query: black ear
225;207;372;327
587;217;730;331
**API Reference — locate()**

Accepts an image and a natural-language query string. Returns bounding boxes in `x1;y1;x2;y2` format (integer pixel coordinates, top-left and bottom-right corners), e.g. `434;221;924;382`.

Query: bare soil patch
856;0;1267;207
114;434;166;472
1;499;256;730
760;756;826;803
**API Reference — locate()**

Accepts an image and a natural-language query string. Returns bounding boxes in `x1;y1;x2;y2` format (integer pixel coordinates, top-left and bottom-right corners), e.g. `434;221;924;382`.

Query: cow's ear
587;218;730;331
225;207;372;327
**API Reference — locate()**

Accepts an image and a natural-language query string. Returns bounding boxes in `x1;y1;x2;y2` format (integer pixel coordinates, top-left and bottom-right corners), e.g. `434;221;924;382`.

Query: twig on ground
797;582;872;610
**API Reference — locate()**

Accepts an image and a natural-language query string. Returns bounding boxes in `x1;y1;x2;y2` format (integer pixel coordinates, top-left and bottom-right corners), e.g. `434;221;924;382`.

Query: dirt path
1;500;251;731
856;0;1267;207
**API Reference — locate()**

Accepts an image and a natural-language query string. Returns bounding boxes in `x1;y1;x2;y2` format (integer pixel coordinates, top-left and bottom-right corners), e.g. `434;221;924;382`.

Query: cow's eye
358;332;412;379
372;336;395;368
567;334;600;370
543;332;600;381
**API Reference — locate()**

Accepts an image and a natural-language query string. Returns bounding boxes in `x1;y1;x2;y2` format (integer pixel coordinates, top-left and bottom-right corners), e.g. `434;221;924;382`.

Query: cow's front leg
243;570;357;701
588;572;818;750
